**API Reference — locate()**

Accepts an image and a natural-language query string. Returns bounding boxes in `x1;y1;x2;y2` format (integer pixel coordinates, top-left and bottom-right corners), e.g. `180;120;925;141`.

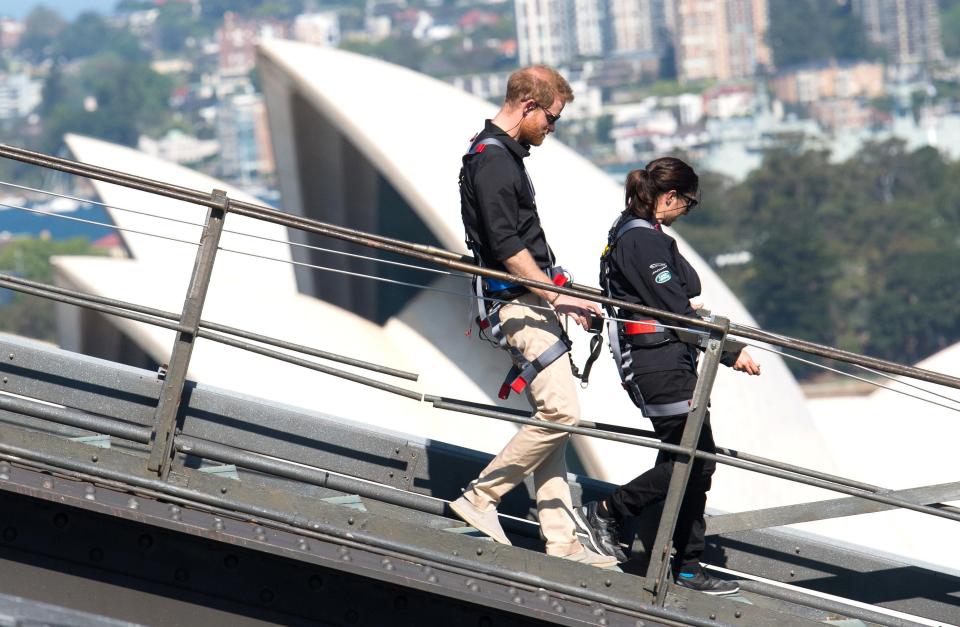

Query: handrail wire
0;273;419;382
0;178;469;279
217;243;960;415
5;169;960;412
743;340;960;414
0;200;199;247
2;269;959;527
2;141;958;389
736;322;960;407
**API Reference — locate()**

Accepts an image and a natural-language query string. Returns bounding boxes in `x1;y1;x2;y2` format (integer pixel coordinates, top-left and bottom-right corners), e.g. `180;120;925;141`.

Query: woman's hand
733;349;761;376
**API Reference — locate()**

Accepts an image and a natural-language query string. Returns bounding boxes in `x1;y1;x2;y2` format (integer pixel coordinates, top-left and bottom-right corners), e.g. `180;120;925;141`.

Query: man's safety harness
462;136;594;400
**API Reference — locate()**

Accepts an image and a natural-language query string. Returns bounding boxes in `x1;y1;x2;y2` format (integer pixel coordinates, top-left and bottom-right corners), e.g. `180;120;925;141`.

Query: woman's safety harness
462;136;590;400
599;217;699;418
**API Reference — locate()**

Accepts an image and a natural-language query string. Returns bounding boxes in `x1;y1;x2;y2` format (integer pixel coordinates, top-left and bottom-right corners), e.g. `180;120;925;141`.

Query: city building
0;72;42;120
669;0;770;83
514;0;576;65
217;91;275;183
292;12;341;48
608;0;666;56
854;0;944;66
769;61;885;104
0;17;24;51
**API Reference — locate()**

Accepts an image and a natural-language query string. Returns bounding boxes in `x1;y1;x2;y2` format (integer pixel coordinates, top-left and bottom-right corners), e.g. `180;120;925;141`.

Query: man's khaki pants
462;293;581;557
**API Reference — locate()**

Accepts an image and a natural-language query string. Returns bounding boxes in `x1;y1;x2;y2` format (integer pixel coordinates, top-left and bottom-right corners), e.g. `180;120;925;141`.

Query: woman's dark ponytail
624;157;698;219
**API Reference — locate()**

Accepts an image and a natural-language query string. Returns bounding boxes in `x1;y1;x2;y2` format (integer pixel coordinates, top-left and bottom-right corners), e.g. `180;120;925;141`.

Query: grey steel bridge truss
0;143;958;626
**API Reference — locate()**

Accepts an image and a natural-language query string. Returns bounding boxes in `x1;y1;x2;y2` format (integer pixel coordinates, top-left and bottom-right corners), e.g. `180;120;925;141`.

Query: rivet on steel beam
7;353;13;360
213;518;224;530
84;485;96;501
308;575;322;590
593;607;606;616
465;578;475;587
298;539;310;551
220;486;228;494
635;621;646;627
599;620;608;626
421;565;432;573
507;587;516;596
339;546;349;555
554;604;565;614
127;498;139;510
735;610;742;618
470;584;479;592
579;581;587;588
90;455;98;463
347;517;355;525
789;570;795;577
537;590;549;602
427;575;437;583
341;554;351;562
512;596;523;604
42;479;53;489
2;377;7;383
710;614;716;620
394;447;401;454
259;589;274;604
795;546;801;554
476;547;483;556
604;579;612;587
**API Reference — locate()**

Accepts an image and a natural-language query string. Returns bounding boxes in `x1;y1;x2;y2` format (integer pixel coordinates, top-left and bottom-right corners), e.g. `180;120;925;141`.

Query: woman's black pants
606;409;717;569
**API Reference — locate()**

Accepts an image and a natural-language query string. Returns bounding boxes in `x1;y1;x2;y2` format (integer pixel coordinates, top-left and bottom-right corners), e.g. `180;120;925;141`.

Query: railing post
643;315;728;605
147;190;227;477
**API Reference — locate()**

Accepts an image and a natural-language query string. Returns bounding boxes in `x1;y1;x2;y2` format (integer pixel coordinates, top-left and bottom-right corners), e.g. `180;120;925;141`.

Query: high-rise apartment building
515;0;576;66
668;0;770;83
608;0;667;55
853;0;944;65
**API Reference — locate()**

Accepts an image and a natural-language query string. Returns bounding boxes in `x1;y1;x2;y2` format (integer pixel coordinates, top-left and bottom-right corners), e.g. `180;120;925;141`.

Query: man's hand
732;349;761;376
553;294;601;331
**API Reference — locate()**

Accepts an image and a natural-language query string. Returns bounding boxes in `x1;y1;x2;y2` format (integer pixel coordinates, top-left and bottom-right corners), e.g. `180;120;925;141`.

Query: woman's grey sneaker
450;496;511;545
572;501;627;563
560;546;619;569
674;568;740;595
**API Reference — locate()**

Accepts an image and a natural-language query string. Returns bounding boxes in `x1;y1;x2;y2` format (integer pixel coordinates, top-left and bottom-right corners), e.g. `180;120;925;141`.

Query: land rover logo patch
655;270;672;284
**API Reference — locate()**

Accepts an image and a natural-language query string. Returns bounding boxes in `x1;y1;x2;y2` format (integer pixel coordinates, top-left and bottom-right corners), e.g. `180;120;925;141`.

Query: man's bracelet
548;292;559;305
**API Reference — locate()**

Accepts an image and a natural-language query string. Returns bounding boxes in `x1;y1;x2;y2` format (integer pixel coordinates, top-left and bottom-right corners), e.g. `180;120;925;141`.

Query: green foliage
676;140;960;378
767;0;878;68
51;12;145;61
942;0;960;58
17;6;67;61
0;238;106;343
41;53;172;152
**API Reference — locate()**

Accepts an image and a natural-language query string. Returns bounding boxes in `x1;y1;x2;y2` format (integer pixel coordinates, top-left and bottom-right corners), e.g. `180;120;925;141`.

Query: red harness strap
623;319;663;335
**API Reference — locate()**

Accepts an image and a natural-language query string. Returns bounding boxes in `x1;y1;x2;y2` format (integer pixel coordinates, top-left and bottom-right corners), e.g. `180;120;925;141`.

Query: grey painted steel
735;580;929;627
2;143;959;390
196;327;424;401
1;272;419;381
148;191;227;476
646;324;727;604
0;274;186;333
0;592;144;627
0;430;819;627
3;332;958;528
711;526;960;625
0;393;151;443
707;481;960;535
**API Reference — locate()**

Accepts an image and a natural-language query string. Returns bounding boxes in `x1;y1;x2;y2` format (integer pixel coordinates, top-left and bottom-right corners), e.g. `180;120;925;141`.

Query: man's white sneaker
560;546;619;569
450;496;511;545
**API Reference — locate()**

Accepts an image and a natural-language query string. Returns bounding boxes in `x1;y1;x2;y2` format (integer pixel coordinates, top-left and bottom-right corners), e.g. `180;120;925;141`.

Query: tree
941;0;960;58
767;0;877;68
17;6;67;61
0;238;106;343
51;12;144;61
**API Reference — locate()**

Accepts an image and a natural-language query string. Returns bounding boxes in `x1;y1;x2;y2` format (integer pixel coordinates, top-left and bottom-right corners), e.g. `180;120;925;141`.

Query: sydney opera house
49;40;959;574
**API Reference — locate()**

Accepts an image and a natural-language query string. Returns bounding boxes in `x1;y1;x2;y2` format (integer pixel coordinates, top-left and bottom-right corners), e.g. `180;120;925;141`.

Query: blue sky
3;1;112;20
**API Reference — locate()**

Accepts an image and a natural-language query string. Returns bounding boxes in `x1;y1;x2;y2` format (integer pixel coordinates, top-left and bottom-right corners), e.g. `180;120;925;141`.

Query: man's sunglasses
538;103;561;125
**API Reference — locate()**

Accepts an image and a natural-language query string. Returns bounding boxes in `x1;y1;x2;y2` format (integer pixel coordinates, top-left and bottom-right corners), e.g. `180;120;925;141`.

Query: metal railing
1;142;959;614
